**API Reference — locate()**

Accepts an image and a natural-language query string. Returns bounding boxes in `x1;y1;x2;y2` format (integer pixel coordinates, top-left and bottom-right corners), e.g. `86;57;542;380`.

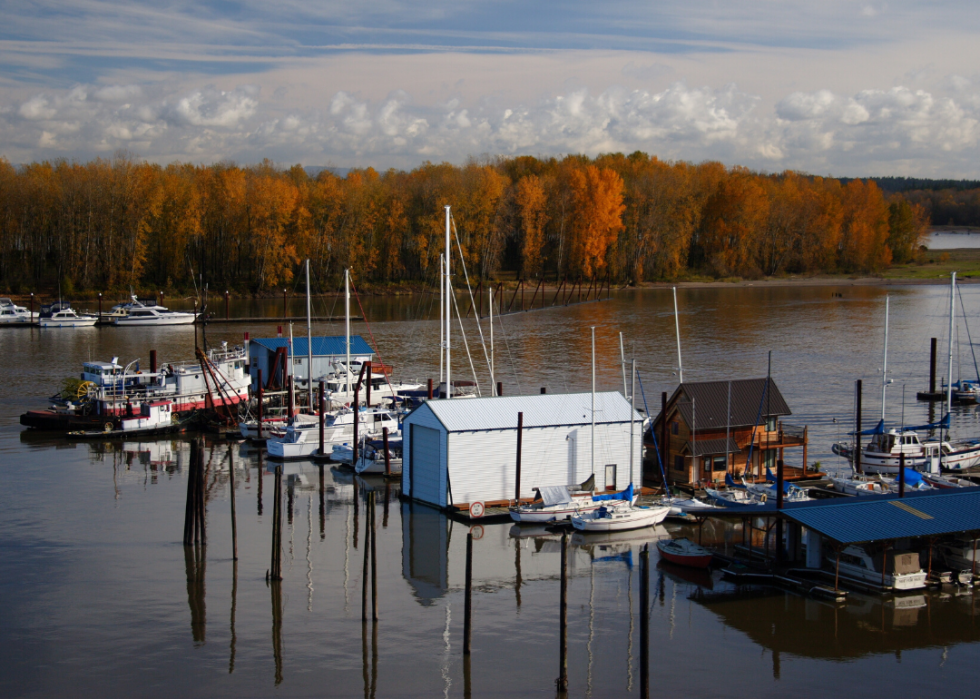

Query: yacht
112;296;196;326
826;544;927;591
0;298;34;324
39;302;97;328
833;429;980;473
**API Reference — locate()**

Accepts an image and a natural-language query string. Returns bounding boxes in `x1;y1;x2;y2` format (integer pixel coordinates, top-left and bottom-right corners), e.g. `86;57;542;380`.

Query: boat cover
538;486;572;506
293;413;319;425
592;483;633;502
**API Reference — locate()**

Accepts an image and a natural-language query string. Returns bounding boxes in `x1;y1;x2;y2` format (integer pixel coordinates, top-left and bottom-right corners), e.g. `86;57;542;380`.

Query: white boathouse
402;392;643;510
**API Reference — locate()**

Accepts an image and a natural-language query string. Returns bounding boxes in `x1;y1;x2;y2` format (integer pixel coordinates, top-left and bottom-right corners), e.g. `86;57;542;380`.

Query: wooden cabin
647;378;808;487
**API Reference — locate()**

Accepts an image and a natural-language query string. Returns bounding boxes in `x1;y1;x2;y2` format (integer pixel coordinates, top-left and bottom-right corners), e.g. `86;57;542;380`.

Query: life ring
470;524;485;539
103;421;114;432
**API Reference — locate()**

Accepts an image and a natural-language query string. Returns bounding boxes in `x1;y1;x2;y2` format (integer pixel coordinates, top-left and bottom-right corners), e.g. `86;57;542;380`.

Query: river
2;284;979;697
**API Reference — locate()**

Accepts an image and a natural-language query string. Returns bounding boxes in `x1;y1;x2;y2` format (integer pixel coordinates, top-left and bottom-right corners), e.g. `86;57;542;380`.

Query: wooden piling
427;378;433;400
930;337;937;395
228;444;238;561
257;369;264;440
319;380;325;457
150;349;157;374
464;531;473;655
383;427;391;477
899;451;906;498
361;493;371;621
557;530;568;694
497;381;503;397
855;380;863;474
661;392;669;482
270;464;283;580
515;412;524;504
196;439;207;546
640;543;650;699
183;439;198;546
365;360;372;406
224;290;229;320
370;493;378;622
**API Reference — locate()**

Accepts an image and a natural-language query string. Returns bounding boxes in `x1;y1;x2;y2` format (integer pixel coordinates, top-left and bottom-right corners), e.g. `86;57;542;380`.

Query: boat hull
656;539;713;569
571;505;669;532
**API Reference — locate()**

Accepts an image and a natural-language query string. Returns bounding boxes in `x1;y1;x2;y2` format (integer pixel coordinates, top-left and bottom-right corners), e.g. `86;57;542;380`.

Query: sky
2;1;979;177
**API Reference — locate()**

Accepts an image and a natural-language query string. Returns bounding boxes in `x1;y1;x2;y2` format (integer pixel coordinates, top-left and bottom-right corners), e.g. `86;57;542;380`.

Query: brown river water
2;284;979;697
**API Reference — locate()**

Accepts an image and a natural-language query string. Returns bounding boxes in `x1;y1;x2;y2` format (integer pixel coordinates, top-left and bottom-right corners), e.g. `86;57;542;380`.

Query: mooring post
183;439;198;546
197;439;207;546
855;379;863;474
930;337;937;395
899;451;906;498
497;381;503;397
427;378;433;400
361;494;371;621
98;293;102;321
353;384;360;464
365;360;372;406
370;493;378;622
228;444;238;561
464;531;473;655
283;289;287;319
515;412;524;505
383;427;391;477
319;380;325;456
150;349;157;374
225;291;229;320
776;459;785;562
640;543;650;699
557;530;569;694
257;369;264;440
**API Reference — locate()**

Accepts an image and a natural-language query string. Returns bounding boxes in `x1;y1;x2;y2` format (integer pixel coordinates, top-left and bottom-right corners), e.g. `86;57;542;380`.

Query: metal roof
250;335;374;356
656;378;791;430
685;437;741;457
412;392;642;433
782;489;980;544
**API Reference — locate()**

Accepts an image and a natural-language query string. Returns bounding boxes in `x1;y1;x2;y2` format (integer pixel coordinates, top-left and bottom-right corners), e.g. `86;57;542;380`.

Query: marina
5;282;980;697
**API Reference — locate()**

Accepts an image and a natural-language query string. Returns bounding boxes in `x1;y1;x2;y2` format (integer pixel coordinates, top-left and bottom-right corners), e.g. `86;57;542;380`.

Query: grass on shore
881;248;980;280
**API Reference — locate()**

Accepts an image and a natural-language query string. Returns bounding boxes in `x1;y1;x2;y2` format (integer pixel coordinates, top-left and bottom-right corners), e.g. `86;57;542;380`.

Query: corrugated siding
445;421;642;504
425;392;640;433
251;335;375;356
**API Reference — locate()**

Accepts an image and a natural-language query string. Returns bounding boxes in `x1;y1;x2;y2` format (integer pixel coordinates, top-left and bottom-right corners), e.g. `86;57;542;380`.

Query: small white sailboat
571;496;670;533
353;437;403;475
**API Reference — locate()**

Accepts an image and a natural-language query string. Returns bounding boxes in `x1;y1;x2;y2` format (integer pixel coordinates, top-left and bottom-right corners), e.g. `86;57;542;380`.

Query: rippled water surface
3;285;980;698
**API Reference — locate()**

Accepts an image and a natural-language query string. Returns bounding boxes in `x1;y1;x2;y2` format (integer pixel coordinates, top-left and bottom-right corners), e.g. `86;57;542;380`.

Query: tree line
0;152;934;294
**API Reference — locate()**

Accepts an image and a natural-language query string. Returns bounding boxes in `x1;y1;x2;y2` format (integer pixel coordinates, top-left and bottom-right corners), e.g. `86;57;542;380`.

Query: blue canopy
593;483;634;502
900;468;925;486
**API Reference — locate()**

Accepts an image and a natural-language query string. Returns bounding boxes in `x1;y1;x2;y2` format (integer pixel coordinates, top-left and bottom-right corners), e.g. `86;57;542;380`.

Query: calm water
3;285;980;698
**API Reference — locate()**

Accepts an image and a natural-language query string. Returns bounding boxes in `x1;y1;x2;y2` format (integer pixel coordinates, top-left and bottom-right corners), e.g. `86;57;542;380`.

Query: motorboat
704;487;767;509
829;473;889;496
112;296;196;326
742;477;813;502
832;429;980;473
66;399;185;437
20;344;251;430
571;500;670;532
937;537;980;577
825;544;927;591
658;495;725;517
656;537;713;569
38;302;97;328
509;485;602;523
266;406;400;460
353;438;403;475
0;298;34;324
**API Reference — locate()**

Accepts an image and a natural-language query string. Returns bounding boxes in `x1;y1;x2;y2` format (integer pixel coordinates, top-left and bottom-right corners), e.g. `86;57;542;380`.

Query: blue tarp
593;483;634;502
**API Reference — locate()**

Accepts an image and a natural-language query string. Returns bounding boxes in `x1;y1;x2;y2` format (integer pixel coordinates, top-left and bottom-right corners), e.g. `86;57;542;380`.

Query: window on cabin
765;416;776;431
671;421;679;435
673;455;685;472
711;455;727;471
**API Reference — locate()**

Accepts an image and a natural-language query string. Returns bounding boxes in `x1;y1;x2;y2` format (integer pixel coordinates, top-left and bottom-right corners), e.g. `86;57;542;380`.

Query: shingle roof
410;392;642;433
782;489;980;544
250;335;374;356
658;378;791;430
684;437;741;457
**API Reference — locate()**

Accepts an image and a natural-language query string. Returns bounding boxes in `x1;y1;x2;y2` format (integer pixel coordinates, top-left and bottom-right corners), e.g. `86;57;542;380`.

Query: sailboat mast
439;255;444;391
489;286;495;395
345;268;351;399
620;332;627;398
591;326;596;479
880;295;889;423
306;259;313;409
673;287;683;383
445;206;452;400
948;272;956;436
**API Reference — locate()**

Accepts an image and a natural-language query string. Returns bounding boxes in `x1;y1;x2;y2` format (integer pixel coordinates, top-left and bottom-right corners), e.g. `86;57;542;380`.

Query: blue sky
2;1;979;176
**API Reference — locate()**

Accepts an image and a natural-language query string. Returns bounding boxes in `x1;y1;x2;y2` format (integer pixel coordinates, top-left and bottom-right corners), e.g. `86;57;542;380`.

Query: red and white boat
656;537;713;569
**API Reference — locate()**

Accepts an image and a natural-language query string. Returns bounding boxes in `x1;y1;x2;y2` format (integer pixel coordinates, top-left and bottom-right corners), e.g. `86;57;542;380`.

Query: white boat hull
571;504;669;532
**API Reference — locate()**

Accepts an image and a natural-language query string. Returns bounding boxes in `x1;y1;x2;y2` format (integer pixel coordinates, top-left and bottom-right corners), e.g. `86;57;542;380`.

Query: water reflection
695;586;980;660
183;543;206;644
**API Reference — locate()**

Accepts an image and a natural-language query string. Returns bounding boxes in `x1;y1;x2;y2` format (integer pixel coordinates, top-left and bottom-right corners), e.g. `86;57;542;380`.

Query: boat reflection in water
694;586;980;665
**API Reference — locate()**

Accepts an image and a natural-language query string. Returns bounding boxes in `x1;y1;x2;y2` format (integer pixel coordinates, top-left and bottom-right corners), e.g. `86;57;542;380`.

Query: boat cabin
649;378;809;487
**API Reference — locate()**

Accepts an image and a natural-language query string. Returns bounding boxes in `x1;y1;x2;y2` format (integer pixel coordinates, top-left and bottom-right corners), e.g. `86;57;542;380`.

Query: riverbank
7;249;980;305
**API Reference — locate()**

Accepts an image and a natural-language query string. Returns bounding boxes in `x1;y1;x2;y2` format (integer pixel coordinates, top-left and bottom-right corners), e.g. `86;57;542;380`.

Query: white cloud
2;78;980;177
